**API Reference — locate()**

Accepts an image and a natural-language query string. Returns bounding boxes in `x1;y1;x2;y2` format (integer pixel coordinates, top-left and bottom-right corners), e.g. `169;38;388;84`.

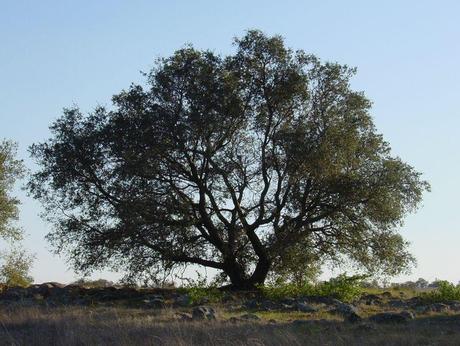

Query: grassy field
1;304;460;345
1;280;459;345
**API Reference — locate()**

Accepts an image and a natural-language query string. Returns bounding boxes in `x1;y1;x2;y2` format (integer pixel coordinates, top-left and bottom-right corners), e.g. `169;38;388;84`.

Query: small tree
0;140;33;287
0;248;33;287
0;140;24;241
29;30;429;289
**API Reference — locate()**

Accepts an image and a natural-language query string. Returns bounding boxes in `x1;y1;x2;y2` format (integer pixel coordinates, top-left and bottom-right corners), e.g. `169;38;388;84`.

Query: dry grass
0;305;459;345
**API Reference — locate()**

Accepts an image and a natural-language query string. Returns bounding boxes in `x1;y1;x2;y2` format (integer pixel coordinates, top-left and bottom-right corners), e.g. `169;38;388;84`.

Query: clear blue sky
1;0;459;284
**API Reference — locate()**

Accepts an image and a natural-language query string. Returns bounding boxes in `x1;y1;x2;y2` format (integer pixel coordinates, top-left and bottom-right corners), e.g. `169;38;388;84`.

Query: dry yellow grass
0;305;459;345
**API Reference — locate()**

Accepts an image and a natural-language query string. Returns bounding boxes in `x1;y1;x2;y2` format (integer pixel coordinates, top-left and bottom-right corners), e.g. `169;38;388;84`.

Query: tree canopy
29;30;429;289
0;140;33;287
0;140;24;241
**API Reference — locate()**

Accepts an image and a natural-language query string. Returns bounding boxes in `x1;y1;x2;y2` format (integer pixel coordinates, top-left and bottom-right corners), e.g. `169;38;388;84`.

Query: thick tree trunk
223;258;271;290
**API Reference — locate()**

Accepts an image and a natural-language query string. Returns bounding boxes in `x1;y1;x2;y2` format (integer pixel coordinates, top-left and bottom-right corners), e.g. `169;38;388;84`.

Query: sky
1;0;459;284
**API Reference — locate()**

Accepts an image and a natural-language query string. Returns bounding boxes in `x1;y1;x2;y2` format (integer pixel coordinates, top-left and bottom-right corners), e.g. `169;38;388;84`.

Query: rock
280;298;297;305
192;306;216;320
359;294;382;306
2;286;29;300
388;299;407;308
428;303;450;313
295;302;317;313
448;302;460;312
260;300;280;311
173;294;191;307
369;311;413;324
113;287;141;300
143;295;165;309
346;312;363;323
399;310;415;320
240;313;260;321
334;302;359;315
415;305;429;313
407;296;424;306
332;302;361;323
380;291;393;299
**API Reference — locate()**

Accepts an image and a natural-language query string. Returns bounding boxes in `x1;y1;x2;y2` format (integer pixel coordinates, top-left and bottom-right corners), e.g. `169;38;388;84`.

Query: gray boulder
369;311;414;324
428;303;450;313
143;295;165;309
332;302;361;323
173;294;191;307
192;306;216;320
295;302;318;313
388;299;408;308
260;300;280;311
2;286;29;300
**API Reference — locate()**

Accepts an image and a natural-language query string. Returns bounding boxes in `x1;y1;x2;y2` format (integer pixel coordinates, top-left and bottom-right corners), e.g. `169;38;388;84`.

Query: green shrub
181;274;223;304
260;274;366;302
421;281;460;302
316;274;365;302
0;248;34;287
259;282;314;300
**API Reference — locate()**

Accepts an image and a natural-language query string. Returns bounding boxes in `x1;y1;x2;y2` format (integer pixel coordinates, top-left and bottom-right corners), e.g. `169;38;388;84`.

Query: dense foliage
0;141;33;287
260;274;366;302
29;30;429;289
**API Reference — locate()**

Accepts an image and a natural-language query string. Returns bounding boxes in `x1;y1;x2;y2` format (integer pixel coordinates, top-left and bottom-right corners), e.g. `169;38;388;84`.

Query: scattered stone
428;303;450;313
380;292;393;299
2;287;28;300
359;294;382;306
143;296;165;309
260;300;280;311
399;310;415;320
173;294;191;307
388;299;407;308
192;306;216;320
280;298;297;305
295;302;317;313
332;302;361;323
369;311;413;324
448;302;460;312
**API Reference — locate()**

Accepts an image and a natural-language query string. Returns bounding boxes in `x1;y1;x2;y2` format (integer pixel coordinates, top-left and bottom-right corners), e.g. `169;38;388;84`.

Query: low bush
260;274;366;302
420;280;460;302
180;275;224;304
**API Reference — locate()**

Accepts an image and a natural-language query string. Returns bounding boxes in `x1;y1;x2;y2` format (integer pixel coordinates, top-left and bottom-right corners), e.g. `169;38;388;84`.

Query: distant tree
29;30;429;289
0;248;33;287
0;141;33;287
415;277;429;289
71;278;114;288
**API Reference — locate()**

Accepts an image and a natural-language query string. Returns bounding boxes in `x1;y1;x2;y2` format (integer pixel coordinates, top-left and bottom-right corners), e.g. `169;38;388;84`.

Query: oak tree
29;31;429;289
